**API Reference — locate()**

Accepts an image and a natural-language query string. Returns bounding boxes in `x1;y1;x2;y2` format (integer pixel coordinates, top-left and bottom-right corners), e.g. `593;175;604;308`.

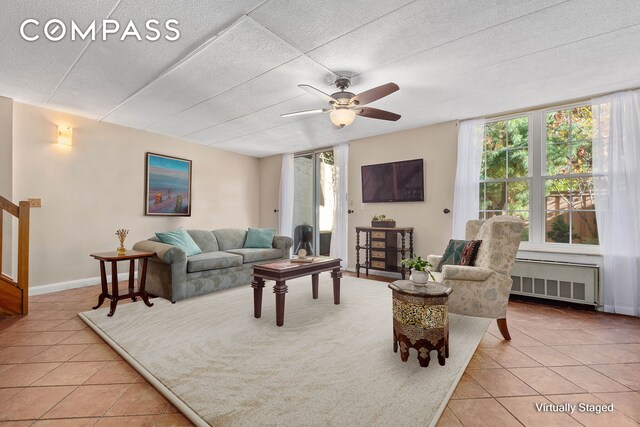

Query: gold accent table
388;280;452;367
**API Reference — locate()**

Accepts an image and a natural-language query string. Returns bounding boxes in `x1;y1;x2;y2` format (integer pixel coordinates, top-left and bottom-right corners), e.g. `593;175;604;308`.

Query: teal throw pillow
436;239;468;272
155;228;202;257
244;228;276;248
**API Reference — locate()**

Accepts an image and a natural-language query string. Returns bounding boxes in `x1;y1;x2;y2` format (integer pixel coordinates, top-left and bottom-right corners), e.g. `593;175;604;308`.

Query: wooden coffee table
252;257;342;326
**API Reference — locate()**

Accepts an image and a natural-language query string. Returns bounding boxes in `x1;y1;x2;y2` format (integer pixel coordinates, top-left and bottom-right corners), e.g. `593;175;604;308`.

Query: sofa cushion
156;227;202;257
226;248;282;264
244;228;276;248
186;230;219;253
213;229;248;250
187;251;243;273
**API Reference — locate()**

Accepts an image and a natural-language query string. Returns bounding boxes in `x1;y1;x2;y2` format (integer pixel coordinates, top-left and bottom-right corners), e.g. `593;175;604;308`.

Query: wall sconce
58;126;72;146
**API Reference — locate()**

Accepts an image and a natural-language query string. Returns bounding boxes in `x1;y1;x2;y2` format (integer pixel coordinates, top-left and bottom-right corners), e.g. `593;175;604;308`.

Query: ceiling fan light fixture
330;108;356;128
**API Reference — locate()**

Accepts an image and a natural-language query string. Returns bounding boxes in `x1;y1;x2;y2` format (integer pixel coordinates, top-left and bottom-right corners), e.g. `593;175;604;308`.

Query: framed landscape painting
145;153;192;216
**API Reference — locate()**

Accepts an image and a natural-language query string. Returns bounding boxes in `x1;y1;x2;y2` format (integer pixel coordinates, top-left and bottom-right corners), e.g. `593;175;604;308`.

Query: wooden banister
0;195;30;316
0;197;19;217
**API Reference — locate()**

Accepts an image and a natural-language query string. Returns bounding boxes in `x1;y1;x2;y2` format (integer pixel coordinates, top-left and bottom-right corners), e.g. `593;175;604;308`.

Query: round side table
388;280;452;367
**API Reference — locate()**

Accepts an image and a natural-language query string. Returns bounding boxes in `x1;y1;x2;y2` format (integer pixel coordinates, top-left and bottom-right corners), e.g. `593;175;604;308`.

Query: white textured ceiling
2;0;640;157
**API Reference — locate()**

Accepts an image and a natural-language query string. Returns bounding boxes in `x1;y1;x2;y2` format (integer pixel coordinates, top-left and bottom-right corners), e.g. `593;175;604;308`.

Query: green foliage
372;214;394;221
401;256;435;280
481;107;598;245
319;151;334;165
546;216;577;243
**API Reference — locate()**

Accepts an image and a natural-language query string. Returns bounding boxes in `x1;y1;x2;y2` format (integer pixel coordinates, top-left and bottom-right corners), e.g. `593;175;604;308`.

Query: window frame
480;101;600;253
479;112;533;236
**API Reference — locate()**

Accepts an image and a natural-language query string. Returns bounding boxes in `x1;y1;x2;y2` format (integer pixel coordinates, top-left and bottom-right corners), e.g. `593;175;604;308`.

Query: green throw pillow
436;239;468;272
155;228;202;257
244;228;275;248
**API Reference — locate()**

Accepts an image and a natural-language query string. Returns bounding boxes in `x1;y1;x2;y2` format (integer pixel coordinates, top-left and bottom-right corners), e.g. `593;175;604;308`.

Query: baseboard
30;272;137;296
343;267;405;280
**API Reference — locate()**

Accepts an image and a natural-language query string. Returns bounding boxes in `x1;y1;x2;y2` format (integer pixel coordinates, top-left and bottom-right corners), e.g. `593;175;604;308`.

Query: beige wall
12;102;260;287
347;122;458;269
258;154;281;231
0;97;13;275
257;121;459;270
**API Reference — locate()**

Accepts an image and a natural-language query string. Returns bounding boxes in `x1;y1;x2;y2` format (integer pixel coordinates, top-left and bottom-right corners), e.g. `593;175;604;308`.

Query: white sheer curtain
452;119;485;239
592;90;640;316
278;154;294;240
330;144;349;268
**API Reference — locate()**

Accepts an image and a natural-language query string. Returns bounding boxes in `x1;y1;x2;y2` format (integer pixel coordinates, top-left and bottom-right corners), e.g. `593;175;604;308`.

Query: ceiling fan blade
298;84;336;103
356;107;401;121
351;82;399;106
280;108;329;118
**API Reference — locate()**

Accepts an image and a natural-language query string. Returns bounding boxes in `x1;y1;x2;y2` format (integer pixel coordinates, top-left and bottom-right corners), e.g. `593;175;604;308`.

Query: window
544;107;598;244
479;104;599;246
480;116;530;240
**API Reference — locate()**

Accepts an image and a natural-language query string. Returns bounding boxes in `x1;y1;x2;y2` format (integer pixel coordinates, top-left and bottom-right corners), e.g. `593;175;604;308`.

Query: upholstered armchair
427;216;524;340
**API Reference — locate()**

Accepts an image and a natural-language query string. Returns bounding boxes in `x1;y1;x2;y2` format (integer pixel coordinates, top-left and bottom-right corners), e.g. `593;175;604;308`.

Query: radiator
510;259;599;305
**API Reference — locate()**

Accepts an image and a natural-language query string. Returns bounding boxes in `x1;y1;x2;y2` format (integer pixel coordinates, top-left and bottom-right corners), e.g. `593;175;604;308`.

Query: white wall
258;121;459;270
258;154;281;230
0;97;13;275
347;122;458;269
12;102;260;288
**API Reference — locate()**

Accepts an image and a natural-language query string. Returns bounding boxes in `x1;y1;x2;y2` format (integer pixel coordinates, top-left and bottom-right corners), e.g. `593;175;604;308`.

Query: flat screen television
361;159;424;203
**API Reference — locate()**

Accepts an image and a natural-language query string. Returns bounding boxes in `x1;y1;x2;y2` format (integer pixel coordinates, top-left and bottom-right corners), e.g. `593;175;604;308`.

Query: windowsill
518;242;601;257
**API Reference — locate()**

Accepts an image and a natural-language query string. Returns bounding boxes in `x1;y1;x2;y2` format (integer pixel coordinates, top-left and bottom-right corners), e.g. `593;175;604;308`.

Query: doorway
292;150;335;256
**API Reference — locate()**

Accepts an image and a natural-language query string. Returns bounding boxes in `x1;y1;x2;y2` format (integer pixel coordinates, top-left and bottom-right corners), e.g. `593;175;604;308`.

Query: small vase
410;269;429;286
117;243;126;256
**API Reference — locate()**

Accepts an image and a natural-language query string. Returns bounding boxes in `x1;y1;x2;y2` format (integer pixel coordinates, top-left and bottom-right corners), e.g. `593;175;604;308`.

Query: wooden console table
90;250;155;316
355;226;414;279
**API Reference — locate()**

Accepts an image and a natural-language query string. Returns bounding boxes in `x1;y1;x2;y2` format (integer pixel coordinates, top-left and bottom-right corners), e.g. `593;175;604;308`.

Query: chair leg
496;318;511;340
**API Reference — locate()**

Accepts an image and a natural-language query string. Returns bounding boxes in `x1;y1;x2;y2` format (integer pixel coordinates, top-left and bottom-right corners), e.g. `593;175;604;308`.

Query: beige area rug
79;275;490;427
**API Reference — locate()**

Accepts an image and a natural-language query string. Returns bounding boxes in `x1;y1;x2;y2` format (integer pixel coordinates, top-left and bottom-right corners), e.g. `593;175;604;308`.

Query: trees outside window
479;104;598;246
480;117;530;240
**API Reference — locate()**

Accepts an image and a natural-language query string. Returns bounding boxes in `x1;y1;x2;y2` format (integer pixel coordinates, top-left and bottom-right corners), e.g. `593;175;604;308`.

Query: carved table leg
445;330;450;358
400;231;406;280
399;341;410;362
311;273;319;299
356;230;360;278
393;327;398;353
138;258;154;307
108;261;119;317
418;347;432;367
128;259;137;302
93;260;108;310
252;277;265;318
437;346;446;366
365;231;370;276
331;268;341;305
274;280;288;326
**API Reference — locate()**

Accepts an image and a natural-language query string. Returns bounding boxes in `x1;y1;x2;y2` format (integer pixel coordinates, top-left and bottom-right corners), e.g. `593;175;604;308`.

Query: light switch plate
28;198;42;208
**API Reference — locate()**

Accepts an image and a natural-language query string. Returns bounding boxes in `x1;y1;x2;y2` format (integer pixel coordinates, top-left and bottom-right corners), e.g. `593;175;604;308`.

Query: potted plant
401;256;435;285
371;214;396;228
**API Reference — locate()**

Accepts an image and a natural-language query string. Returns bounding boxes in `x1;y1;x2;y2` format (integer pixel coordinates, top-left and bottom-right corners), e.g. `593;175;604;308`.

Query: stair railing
0;195;29;315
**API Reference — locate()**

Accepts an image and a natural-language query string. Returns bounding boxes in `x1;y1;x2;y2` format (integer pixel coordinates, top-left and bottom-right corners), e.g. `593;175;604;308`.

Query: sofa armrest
132;240;186;264
442;265;493;281
426;255;442;271
272;236;293;259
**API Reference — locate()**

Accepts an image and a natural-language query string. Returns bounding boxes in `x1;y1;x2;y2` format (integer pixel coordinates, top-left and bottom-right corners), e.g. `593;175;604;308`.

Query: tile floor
0;276;639;426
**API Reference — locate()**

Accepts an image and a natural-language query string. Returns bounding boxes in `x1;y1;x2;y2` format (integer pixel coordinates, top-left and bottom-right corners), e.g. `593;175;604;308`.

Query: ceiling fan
281;77;401;128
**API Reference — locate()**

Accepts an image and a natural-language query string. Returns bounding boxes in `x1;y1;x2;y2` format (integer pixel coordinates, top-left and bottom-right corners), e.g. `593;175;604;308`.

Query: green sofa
132;229;292;302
